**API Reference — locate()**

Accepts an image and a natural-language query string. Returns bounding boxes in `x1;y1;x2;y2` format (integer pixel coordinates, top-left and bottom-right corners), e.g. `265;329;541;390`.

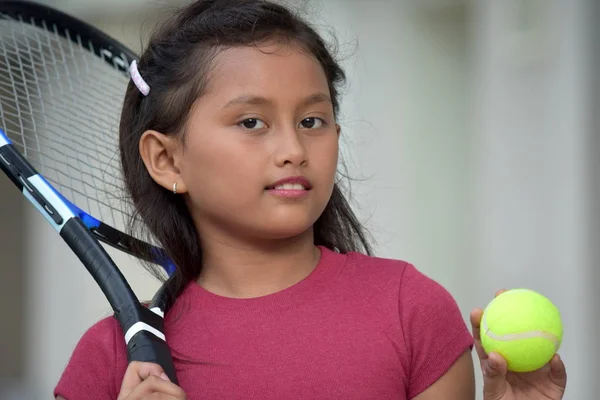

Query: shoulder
342;249;468;333
54;315;127;400
337;249;473;397
341;249;440;296
332;248;466;331
79;314;123;347
338;249;412;281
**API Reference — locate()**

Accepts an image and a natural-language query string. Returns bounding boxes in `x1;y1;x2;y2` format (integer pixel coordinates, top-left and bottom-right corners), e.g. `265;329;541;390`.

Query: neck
197;228;320;299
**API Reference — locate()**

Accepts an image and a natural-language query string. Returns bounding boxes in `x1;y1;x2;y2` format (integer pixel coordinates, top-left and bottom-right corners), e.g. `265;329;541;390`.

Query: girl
54;0;567;399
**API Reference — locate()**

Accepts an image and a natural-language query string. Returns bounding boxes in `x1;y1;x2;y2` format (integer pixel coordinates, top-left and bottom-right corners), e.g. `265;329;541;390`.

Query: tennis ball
480;289;563;372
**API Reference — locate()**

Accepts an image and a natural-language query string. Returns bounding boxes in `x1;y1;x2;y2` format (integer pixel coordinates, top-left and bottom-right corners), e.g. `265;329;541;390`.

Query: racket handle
127;331;179;385
60;217;179;384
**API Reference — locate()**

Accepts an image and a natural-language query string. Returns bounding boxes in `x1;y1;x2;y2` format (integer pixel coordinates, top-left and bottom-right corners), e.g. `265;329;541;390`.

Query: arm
397;264;475;398
412;350;476;400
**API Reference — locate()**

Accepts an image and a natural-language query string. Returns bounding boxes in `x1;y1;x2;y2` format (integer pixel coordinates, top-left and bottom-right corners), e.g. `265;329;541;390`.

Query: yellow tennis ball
480;289;563;372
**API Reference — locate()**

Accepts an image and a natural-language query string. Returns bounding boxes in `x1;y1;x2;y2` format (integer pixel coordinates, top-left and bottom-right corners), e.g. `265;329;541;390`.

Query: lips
266;176;312;190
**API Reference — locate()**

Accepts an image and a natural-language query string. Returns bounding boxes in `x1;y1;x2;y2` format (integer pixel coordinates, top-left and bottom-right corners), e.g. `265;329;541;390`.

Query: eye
239;118;267;130
299;117;325;129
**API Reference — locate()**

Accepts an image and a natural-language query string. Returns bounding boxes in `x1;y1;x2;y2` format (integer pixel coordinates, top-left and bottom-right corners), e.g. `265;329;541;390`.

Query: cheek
180;139;262;203
311;136;339;182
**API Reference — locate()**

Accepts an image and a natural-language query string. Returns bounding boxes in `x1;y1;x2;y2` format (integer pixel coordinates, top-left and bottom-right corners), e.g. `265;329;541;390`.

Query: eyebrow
223;92;332;109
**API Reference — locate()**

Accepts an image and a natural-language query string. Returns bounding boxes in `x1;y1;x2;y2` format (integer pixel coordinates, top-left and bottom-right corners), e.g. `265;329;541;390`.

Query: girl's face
172;44;340;242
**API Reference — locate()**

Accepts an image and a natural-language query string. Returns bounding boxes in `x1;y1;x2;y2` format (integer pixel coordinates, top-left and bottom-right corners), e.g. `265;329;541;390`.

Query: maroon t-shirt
54;246;473;399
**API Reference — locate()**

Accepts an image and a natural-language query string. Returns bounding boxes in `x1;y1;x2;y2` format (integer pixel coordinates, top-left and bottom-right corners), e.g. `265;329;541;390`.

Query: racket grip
59;218;179;385
127;331;179;385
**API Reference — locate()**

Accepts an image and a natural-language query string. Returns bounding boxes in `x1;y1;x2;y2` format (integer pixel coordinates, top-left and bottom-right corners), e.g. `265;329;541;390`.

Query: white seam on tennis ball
481;315;560;350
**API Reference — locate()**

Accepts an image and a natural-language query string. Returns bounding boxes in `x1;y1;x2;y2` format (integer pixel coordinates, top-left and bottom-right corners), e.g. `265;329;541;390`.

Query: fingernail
160;373;170;381
488;358;497;369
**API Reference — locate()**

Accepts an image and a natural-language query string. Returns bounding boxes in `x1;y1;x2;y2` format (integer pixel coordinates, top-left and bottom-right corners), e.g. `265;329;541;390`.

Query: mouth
265;176;312;191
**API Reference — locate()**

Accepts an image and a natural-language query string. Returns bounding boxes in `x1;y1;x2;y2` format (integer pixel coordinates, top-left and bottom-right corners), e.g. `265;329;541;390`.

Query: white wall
471;0;595;398
320;0;474;301
0;177;26;396
4;0;597;398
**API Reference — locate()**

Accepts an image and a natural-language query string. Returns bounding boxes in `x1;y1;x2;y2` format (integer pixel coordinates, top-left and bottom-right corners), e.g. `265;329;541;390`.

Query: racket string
3;18;121;207
0;13;139;235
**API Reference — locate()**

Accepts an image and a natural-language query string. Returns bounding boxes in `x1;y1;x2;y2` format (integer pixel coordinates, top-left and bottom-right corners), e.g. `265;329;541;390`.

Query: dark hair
119;0;372;298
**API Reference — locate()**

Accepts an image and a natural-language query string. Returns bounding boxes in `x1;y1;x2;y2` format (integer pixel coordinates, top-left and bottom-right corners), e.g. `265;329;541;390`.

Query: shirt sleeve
398;264;474;399
54;316;127;400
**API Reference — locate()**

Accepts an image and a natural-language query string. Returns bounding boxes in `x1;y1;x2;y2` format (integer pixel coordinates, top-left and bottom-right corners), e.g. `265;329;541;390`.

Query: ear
139;130;188;194
336;123;341;137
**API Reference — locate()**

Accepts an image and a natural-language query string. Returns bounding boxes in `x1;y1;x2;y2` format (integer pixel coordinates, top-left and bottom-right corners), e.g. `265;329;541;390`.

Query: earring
172;182;178;194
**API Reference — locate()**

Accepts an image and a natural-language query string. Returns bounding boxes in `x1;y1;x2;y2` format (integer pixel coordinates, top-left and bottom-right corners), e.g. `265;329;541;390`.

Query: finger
470;308;488;362
482;352;508;399
472;290;508;360
124;375;186;400
144;396;183;400
549;354;567;389
118;362;170;399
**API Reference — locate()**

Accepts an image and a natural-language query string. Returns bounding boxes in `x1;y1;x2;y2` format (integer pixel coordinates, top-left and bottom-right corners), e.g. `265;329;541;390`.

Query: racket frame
0;1;179;384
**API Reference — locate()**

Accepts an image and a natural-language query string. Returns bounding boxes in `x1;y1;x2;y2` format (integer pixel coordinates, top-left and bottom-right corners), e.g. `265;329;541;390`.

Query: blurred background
0;0;597;398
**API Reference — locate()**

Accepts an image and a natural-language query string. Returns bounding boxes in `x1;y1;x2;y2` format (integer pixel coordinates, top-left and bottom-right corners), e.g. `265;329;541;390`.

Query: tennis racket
0;0;179;384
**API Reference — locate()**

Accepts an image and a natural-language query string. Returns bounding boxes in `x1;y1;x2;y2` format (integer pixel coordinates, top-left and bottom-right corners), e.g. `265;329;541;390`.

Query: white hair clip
129;60;150;96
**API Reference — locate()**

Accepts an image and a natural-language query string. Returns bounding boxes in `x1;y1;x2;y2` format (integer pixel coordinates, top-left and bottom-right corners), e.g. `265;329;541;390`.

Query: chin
253;215;316;241
261;225;313;241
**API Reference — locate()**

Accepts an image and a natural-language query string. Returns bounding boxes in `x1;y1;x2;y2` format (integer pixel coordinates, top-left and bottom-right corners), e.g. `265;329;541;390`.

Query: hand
117;361;186;400
471;290;567;400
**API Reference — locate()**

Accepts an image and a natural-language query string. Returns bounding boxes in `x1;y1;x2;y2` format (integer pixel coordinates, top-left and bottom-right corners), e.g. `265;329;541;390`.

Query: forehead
203;44;330;103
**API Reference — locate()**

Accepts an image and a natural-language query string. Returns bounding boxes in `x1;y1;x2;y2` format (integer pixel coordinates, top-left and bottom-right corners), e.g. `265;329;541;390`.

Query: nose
273;127;308;167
